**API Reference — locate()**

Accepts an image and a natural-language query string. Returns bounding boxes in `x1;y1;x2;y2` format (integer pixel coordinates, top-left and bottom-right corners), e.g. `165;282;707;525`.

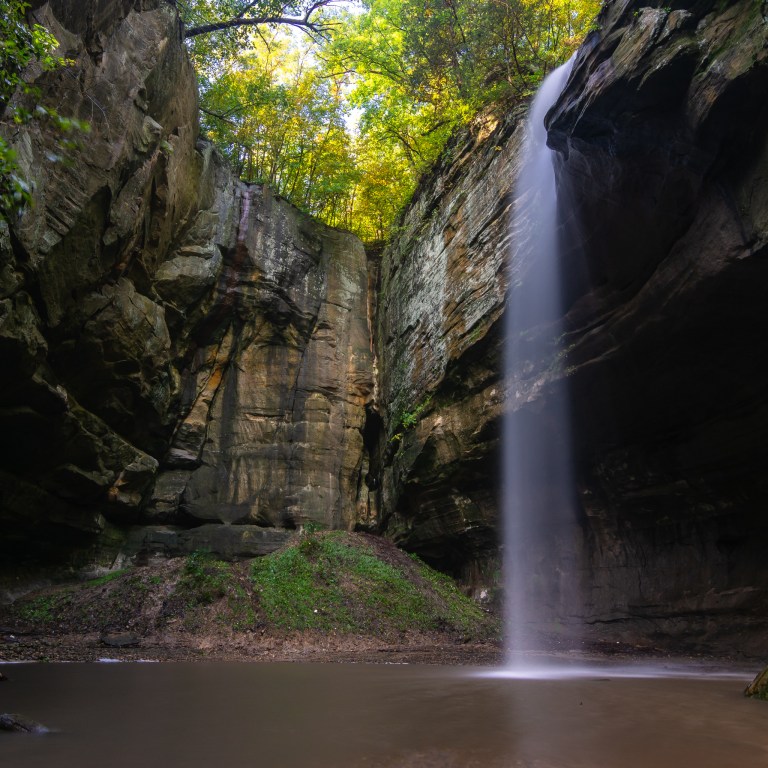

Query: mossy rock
745;666;768;700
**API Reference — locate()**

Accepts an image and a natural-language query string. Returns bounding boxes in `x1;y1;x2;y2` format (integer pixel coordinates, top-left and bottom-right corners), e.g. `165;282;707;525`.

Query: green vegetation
2;1;599;232
177;551;257;630
390;393;434;443
84;570;128;588
181;550;231;605
181;0;601;241
17;593;68;623
0;1;88;217
2;1;599;231
250;530;494;637
4;534;497;643
400;394;433;430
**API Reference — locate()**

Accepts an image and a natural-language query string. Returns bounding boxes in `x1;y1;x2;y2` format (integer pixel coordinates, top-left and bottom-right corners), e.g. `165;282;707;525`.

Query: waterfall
503;57;577;670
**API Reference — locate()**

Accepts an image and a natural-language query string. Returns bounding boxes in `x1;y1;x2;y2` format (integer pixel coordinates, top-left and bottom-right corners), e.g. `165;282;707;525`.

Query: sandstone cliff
377;0;768;652
2;0;768;656
1;0;199;566
0;0;374;571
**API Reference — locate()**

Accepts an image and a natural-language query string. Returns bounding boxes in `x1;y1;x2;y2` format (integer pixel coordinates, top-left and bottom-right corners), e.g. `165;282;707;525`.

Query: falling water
503;57;578;670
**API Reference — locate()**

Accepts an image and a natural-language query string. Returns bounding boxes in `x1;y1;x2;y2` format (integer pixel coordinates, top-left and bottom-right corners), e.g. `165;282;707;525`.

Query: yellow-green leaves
188;0;602;241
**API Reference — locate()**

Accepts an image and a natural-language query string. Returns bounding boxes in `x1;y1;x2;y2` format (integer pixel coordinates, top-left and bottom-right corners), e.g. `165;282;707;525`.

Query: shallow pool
0;659;766;767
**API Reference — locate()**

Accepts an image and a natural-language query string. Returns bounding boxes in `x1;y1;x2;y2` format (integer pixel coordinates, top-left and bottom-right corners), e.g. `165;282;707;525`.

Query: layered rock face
548;0;768;650
374;111;519;585
377;0;768;652
1;0;200;564
3;0;768;655
0;0;374;568
149;184;374;535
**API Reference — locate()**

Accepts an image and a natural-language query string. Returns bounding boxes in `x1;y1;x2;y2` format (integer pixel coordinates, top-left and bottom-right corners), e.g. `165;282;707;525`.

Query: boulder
125;524;294;561
745;667;768;700
100;632;140;648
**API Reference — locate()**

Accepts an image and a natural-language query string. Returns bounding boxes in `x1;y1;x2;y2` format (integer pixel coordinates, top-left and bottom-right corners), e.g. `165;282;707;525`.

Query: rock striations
0;0;373;569
376;0;768;651
1;0;768;654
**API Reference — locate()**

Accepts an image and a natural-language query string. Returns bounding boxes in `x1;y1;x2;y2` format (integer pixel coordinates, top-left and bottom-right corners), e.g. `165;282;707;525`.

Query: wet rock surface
0;713;49;734
375;107;519;587
548;0;768;650
376;0;768;652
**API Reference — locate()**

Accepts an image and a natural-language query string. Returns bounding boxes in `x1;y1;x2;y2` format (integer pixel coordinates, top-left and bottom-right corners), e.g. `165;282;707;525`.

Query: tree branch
185;1;336;40
199;106;237;125
185;15;328;38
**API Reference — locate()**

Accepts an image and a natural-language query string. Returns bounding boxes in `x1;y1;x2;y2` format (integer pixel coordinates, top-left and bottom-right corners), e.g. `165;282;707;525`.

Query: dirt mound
0;532;501;664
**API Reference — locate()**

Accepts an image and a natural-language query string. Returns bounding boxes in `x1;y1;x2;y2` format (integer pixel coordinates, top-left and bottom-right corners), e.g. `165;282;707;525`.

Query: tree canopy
3;0;600;233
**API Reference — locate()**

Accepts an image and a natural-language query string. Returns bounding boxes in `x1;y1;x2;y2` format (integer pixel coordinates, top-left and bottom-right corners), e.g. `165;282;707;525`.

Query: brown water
1;660;766;767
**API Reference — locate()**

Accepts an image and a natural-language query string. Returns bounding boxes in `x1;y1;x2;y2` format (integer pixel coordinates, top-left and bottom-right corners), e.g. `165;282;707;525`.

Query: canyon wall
2;0;768;654
377;0;768;653
0;0;374;572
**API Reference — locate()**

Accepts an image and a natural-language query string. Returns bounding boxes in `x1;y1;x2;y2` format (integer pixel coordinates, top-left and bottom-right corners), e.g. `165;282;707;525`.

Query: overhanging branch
184;2;336;40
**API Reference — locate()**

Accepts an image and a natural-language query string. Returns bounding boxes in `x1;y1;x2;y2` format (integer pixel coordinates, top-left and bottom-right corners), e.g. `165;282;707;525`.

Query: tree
187;0;601;240
324;0;600;189
199;31;358;221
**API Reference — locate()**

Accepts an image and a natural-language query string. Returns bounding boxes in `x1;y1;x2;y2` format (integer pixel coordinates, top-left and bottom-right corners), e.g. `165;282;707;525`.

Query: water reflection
0;661;764;768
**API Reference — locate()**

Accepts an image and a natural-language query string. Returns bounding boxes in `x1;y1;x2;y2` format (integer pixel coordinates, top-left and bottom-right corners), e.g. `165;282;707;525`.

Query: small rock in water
100;632;140;648
0;671;8;682
0;713;49;734
745;666;768;699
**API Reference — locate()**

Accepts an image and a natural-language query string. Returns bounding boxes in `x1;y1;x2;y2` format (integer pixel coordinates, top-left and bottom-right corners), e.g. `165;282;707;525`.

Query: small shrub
181;551;230;605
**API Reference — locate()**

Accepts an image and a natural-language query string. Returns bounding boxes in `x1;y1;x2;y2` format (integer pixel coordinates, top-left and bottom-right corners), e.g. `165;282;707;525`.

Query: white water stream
503;57;578;670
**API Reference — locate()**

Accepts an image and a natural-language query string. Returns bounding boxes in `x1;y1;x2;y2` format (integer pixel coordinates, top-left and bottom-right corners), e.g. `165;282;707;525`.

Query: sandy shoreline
0;630;504;665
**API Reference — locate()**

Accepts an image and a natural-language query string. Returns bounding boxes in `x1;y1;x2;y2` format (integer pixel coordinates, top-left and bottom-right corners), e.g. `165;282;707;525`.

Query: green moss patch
250;531;496;639
2;533;497;645
173;552;256;631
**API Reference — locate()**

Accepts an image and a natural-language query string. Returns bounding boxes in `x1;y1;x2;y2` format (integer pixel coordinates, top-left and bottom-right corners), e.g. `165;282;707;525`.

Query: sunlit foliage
184;0;602;241
1;1;89;217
